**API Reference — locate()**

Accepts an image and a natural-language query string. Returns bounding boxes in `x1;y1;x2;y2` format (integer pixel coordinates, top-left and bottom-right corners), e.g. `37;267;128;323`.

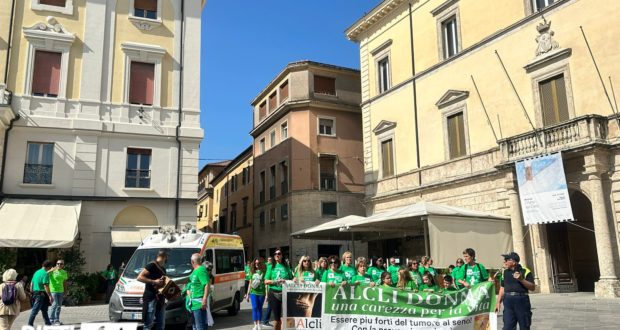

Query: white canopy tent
292;201;512;268
110;227;159;247
0;199;82;248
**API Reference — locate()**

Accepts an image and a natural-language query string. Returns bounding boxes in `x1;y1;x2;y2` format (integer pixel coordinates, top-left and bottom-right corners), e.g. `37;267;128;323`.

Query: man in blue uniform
495;252;535;330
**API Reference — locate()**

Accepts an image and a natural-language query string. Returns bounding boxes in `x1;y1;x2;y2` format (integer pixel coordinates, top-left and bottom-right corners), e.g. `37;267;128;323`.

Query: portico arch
113;205;158;227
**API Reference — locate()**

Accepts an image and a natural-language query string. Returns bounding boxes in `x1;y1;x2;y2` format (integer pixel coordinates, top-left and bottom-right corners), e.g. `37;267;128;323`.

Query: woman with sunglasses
294;256;316;283
367;258;386;284
452;258;465;289
264;249;292;330
320;256;347;287
351;257;375;287
247;258;266;330
407;259;423;288
339;251;356;282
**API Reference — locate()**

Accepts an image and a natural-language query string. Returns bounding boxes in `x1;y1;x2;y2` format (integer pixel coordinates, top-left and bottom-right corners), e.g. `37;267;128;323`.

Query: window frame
269;207;276;224
270;130;277;148
379;137;396;179
318;154;338;191
279;80;290;103
321;201;338;218
441;103;470;161
31;0;74;16
529;62;575;128
317;116;336;137
23;142;55;185
434;2;462;61
125;147;153;189
121;42;165;108
280;121;288;140
281;203;288;221
313;75;337;96
259;138;266;154
128;0;163;31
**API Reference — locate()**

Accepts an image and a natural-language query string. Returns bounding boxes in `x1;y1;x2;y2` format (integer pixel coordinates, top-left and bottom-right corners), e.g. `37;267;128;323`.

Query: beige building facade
347;0;620;297
251;61;367;262
196;160;229;232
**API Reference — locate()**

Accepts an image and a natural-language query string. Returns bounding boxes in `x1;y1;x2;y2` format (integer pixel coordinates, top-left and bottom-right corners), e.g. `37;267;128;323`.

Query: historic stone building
347;0;620;297
196;160;229;232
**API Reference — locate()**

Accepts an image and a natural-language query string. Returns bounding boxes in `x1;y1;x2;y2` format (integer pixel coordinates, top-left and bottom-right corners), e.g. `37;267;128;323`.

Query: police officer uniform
500;252;534;330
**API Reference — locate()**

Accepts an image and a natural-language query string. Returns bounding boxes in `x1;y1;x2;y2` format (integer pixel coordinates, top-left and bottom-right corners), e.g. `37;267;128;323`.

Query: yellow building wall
0;0;12;83
196;196;212;230
8;0;86;98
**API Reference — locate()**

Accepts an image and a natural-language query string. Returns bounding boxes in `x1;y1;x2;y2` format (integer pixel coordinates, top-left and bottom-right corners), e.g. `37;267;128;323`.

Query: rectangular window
125;148;152;188
269;165;276;199
281;122;288;140
279;81;289;101
533;0;555;11
269;92;277;112
442;16;458;59
259;102;267;121
318;118;335;136
539;74;569;127
259;138;266;154
259;211;265;227
381;139;395;178
270;130;276;147
447;112;467;159
242;167;249;185
322;202;338;217
32;51;61;98
129;61;155;105
280;161;288;195
219;211;227;233
281;203;288;220
40;0;67;7
214;249;244;274
230;203;237;231
378;57;390;93
242;198;248;226
134;0;158;19
269;208;276;223
230;175;237;192
23;142;54;184
259;171;265;204
314;75;336;95
319;155;336;191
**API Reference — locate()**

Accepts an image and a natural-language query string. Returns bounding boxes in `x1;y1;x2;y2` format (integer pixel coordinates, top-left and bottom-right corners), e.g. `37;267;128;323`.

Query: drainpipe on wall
408;1;422;185
175;0;186;229
0;115;20;196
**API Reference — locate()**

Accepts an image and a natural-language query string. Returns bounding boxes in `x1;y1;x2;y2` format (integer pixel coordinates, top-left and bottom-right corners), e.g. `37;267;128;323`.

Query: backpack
1;282;17;305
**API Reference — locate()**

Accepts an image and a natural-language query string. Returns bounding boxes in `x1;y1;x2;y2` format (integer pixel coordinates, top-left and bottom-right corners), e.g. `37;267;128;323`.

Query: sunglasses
274;252;282;256
412;262;418;265
57;263;64;265
303;260;310;262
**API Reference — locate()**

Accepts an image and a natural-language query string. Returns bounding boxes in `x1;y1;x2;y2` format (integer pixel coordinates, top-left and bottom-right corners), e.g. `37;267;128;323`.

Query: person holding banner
339;251;356;282
321;256;347;287
294;256;316;283
442;275;458;292
264;248;293;330
314;257;328;284
419;256;437;277
367;258;386;283
452;258;465;289
387;257;400;284
379;271;393;287
419;273;439;292
407;259;424;287
457;248;489;288
496;252;535;330
396;269;417;291
351;257;375;286
247;258;266;330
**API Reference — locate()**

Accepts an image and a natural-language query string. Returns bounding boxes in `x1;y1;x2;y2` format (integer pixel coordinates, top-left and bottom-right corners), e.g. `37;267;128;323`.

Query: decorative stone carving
129;16;162;31
23;16;75;43
435;90;469;108
373;120;397;135
535;16;559;56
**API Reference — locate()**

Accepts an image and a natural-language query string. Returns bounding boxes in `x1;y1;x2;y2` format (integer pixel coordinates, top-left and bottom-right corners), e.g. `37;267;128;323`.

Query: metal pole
580;26;617;116
609;76;619;114
422;217;429;256
494;50;537;132
471;75;499;142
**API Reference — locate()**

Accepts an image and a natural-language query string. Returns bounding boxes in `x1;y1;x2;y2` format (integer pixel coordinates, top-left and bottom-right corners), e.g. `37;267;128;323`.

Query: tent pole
352;232;356;257
422;217;429;256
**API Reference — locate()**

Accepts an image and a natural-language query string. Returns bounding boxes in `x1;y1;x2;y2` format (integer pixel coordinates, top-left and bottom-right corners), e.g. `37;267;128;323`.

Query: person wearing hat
138;249;169;330
495;252;535;330
1;269;28;330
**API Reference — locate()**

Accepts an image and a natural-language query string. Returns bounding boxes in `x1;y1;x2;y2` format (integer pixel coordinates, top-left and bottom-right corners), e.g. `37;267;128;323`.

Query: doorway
546;190;599;292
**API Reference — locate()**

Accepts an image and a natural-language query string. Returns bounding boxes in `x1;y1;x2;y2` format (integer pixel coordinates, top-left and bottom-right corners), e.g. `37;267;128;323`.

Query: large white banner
516;153;574;225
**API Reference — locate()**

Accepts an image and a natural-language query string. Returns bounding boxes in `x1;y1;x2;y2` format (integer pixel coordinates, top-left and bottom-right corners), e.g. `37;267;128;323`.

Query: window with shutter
442;16;459;59
40;0;67;7
378;57;390;93
314;76;336;95
318;118;335;136
32;51;61;97
447;112;466;159
134;0;158;19
129;61;155;105
269;92;277;111
381;139;394;178
539;74;569;126
280;81;289;101
319;156;336;191
269;165;276;199
259;102;267;121
281;122;288;139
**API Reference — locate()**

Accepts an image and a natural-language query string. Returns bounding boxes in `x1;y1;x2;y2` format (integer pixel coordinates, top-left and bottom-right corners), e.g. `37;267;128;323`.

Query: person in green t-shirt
407;259;424;287
244;260;251;302
420;256;437;277
351;257;375;287
246;258;266;329
314;257;328;284
339;251;356;282
452;258;465;289
379;271;393;287
457;248;489;288
48;260;68;325
187;253;210;330
387;257;400;284
366;258;386;283
28;260;54;327
294;256;317;283
419;273;440;293
396;268;417;291
442;275;458;292
101;264;118;303
264;249;293;330
321;256;347;287
262;257;273;326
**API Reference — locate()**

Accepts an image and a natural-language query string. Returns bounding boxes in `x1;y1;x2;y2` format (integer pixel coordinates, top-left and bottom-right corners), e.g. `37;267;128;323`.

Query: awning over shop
292;201;511;268
0;199;82;248
111;227;158;247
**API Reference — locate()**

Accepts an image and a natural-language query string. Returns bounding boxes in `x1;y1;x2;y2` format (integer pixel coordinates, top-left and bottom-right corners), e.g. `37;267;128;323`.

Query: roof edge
345;0;415;42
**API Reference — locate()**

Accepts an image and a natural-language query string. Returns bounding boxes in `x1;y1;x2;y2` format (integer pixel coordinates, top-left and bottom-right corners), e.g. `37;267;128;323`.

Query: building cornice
346;0;414;42
210;146;253;185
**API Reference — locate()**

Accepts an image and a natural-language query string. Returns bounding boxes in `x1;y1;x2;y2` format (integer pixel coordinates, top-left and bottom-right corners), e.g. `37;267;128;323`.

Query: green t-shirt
387;264;400;283
419;284;440;293
351;273;373;285
265;263;292;292
461;263;489;286
315;268;326;282
245;265;251;281
442;286;458;292
398;280;417;291
321;269;346;284
339;265;356;281
366;267;384;283
419;266;437;276
102;269;117;281
451;266;464;289
295;270;317;282
32;268;50;292
188;266;209;310
249;270;266;296
49;269;68;293
409;270;423;286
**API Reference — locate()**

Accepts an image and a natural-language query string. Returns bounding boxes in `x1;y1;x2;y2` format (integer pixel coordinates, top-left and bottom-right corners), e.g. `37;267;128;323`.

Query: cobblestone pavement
13;292;620;329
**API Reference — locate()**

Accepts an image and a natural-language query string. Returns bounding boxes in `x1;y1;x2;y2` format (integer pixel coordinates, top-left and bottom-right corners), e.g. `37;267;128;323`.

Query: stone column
584;152;620;298
506;179;527;267
530;224;553;293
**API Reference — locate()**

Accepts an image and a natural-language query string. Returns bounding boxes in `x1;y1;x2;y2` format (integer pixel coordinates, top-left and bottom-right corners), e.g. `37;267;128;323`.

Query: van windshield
122;248;200;279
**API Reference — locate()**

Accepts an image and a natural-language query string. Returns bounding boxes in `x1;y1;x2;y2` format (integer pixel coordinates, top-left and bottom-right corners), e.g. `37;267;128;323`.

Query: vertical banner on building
283;282;324;329
516;153;574;225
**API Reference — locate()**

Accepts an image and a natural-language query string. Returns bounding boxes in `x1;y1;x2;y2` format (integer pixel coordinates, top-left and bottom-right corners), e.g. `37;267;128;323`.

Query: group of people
242;248;535;330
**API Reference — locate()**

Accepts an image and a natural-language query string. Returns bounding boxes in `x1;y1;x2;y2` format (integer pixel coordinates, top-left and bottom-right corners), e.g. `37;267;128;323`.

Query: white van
108;230;245;325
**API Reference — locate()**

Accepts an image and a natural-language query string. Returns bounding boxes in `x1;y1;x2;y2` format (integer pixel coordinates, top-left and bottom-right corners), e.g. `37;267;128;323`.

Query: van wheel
227;293;240;316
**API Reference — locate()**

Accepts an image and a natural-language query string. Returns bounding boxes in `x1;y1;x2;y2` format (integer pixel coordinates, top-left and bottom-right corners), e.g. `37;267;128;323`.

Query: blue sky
199;0;379;167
